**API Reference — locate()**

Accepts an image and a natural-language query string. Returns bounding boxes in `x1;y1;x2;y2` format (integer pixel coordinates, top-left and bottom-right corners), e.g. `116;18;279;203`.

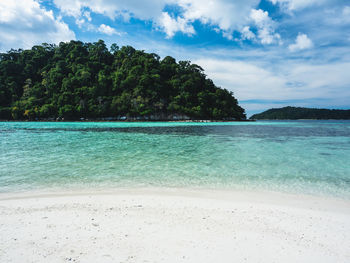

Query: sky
0;0;349;116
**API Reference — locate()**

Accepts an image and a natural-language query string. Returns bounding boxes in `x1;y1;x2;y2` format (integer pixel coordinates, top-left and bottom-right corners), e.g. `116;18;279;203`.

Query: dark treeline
0;40;245;121
250;106;350;120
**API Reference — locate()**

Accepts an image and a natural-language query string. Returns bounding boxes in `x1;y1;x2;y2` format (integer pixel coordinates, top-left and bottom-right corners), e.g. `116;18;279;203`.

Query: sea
0;121;349;198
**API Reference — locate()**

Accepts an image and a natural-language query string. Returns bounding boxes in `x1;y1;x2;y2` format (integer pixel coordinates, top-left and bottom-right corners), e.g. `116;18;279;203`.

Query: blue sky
0;0;349;116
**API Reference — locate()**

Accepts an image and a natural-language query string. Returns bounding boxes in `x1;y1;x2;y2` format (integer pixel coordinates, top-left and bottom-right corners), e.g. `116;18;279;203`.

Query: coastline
0;119;254;122
1;187;349;263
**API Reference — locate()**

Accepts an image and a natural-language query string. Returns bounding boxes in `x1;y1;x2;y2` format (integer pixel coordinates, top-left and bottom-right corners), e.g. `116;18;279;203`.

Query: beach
1;121;350;262
1;188;349;263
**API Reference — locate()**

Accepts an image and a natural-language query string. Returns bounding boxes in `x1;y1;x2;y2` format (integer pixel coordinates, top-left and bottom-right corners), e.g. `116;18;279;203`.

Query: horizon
1;0;349;116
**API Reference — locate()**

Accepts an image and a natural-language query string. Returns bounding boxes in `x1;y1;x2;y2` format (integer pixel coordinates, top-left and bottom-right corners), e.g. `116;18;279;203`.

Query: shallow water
1;121;349;198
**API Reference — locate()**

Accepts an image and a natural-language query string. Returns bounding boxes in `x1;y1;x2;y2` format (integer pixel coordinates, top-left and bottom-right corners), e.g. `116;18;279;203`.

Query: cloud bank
0;0;75;51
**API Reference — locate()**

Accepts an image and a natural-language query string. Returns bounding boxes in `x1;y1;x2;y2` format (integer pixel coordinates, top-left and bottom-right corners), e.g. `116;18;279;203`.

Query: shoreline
0;119;254;122
1;186;349;212
1;187;349;262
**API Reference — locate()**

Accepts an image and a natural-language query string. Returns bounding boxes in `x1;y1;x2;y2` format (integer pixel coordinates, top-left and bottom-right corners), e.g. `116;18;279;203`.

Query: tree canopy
250;106;350;120
0;40;246;121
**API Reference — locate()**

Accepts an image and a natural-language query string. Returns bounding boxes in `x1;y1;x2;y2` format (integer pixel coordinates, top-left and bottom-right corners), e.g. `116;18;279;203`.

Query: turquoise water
1;121;350;198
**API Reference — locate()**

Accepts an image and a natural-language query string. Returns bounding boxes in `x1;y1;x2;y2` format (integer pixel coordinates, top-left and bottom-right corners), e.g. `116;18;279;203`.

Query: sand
0;188;349;263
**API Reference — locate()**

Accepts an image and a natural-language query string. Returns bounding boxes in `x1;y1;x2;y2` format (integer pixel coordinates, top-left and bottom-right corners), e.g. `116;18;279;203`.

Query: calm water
0;121;350;198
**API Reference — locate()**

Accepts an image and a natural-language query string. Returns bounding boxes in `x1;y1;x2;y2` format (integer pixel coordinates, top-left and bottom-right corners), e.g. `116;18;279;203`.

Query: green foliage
0;40;246;120
250;106;350;120
0;106;11;119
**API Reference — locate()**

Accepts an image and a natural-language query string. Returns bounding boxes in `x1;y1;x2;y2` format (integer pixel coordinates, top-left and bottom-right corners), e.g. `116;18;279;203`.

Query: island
250;106;350;120
0;40;246;121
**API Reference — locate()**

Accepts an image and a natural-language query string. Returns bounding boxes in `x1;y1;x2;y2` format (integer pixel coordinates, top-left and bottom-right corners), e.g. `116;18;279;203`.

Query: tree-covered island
0;40;246;121
250;106;350;120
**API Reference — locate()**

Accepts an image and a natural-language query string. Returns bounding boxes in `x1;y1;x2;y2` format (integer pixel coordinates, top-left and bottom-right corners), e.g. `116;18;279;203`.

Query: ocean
1;121;349;198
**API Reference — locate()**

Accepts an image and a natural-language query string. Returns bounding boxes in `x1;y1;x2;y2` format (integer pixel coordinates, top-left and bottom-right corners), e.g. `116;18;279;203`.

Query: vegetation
0;40;245;121
250;106;350;120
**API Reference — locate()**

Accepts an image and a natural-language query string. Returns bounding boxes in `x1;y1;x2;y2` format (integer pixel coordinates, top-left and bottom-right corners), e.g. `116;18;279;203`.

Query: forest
250;106;350;120
0;40;246;121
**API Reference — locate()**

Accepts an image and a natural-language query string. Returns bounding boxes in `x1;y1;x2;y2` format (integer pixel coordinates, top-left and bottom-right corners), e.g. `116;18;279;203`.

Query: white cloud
259;28;281;45
250;9;281;45
241;26;255;40
83;11;92;22
75;18;85;28
97;24;121;36
75;21;123;36
193;57;350;113
53;0;261;39
322;5;350;26
250;9;269;25
194;58;287;100
198;56;349;99
286;62;350;97
176;0;259;38
268;0;328;11
288;33;313;51
158;12;195;38
0;0;75;51
53;0;170;20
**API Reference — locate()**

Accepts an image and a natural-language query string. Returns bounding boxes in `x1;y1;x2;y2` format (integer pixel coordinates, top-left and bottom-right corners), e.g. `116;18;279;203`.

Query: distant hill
250;106;350;120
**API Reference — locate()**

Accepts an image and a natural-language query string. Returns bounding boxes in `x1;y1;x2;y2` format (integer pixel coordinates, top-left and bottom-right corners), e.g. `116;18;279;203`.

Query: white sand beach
0;188;349;263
